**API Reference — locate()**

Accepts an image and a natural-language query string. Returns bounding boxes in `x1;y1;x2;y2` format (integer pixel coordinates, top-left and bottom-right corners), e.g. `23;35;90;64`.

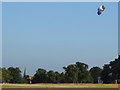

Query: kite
97;5;105;15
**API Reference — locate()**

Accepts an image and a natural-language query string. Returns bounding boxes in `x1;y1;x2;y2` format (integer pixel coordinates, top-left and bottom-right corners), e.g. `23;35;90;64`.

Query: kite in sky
97;5;105;15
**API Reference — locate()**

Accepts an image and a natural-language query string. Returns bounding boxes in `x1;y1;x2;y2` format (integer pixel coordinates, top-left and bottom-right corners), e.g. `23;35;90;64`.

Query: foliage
32;68;47;83
101;64;112;83
63;62;93;83
2;67;13;83
101;56;120;83
110;57;120;82
2;56;120;84
47;70;57;83
63;64;79;83
32;62;93;83
90;67;102;83
8;67;23;83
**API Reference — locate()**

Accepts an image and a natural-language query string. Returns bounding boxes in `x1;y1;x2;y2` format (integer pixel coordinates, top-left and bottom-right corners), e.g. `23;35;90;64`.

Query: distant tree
109;56;120;83
76;62;91;83
63;62;93;83
2;68;13;83
82;72;93;83
101;56;120;84
32;68;47;83
90;67;102;83
47;70;57;83
101;64;112;83
8;67;23;83
33;68;63;83
59;72;65;83
63;64;79;83
55;71;61;83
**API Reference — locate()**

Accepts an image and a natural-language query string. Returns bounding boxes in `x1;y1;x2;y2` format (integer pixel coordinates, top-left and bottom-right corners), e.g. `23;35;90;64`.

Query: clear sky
2;2;118;75
0;2;2;67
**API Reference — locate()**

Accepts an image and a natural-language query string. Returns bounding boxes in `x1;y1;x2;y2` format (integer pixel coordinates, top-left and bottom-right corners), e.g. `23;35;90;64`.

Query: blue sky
0;2;2;67
2;2;118;75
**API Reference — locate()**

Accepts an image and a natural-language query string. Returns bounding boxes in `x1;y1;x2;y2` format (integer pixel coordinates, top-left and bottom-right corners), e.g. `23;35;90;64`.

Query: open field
1;83;119;88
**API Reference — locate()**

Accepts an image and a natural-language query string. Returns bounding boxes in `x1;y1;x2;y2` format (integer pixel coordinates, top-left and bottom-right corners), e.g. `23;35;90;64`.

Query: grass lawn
1;84;119;88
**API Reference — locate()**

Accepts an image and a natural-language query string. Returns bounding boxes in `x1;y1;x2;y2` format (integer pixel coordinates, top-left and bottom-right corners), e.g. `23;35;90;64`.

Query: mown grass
1;83;119;88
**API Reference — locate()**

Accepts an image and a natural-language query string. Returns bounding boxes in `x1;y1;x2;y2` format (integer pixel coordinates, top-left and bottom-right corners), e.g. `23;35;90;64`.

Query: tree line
1;56;120;84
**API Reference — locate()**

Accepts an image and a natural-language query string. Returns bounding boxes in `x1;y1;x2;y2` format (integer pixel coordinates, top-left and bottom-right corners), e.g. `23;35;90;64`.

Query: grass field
1;83;119;88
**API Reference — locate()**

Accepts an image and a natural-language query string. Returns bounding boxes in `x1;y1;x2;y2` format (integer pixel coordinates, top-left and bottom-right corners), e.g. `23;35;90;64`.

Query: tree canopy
90;67;102;83
101;56;120;84
2;56;120;84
